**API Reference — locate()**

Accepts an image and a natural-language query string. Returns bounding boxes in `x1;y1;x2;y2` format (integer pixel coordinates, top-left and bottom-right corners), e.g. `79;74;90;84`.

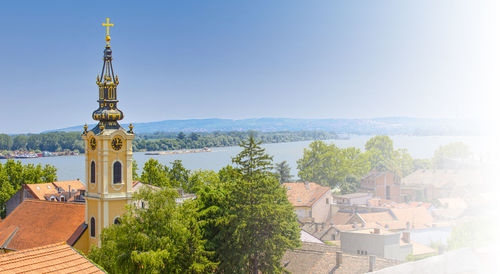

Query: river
0;135;487;182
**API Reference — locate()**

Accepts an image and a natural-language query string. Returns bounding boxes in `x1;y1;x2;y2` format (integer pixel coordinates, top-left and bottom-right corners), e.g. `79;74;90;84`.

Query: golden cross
102;18;114;45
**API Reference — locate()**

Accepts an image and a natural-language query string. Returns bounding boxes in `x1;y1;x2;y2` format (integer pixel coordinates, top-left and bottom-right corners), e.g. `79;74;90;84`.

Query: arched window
90;161;96;183
113;162;122;184
113;217;121;225
90;217;96;237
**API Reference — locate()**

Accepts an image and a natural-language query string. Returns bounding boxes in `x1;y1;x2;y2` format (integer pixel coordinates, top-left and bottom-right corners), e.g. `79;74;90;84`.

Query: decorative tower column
82;18;135;250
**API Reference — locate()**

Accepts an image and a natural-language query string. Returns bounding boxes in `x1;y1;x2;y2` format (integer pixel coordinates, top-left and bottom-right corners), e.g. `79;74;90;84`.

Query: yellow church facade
75;18;135;253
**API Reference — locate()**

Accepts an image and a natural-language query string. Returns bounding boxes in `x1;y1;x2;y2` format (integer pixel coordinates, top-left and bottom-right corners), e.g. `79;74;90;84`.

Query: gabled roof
282;242;399;273
0;242;104;273
0;200;85;251
332;192;372;199
357;211;395;224
401;169;481;187
52;180;85;192
389;207;433;229
284;182;330;207
24;183;58;200
332;212;354;225
24;180;86;201
300;230;323;244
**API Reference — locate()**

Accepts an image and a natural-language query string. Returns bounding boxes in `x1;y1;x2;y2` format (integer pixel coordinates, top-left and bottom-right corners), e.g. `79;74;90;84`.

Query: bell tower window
113;161;122;184
90;217;96;237
90;161;96;183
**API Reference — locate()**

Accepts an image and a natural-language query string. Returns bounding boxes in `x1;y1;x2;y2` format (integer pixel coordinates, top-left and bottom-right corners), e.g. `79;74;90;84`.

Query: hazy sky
1;0;499;133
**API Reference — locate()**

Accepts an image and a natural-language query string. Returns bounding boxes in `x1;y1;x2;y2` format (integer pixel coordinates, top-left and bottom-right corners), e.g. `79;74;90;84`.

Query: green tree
232;135;273;179
0;160;57;218
198;137;300;273
168;160;190;189
89;187;217;273
132;160;139;181
0;134;13;150
365;135;394;172
140;159;169;187
432;142;471;169
12;135;28;150
297;141;370;191
274;161;292;183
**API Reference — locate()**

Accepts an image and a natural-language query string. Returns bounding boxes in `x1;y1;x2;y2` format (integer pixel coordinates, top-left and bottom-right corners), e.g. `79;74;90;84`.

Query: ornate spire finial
128;123;134;134
102;18;114;46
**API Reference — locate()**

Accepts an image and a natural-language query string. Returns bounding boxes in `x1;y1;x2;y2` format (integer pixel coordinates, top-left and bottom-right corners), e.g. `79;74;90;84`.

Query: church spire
92;18;123;133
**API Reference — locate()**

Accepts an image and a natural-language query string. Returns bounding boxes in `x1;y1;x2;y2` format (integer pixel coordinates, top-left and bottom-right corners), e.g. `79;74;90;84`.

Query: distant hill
46;117;479;135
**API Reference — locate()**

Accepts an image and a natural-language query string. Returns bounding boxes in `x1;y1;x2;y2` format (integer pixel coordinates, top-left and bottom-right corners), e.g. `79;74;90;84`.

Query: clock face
111;136;123;151
89;137;97;150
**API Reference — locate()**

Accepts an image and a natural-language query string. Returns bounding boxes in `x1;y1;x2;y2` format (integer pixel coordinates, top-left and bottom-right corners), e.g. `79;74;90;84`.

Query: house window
386;185;391;200
325;198;329;204
113;217;121;225
113;162;122;184
90;217;96;237
60;196;65;202
90;161;96;183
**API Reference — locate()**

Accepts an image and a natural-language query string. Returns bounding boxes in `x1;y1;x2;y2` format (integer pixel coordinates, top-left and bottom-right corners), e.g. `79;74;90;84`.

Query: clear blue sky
1;0;499;133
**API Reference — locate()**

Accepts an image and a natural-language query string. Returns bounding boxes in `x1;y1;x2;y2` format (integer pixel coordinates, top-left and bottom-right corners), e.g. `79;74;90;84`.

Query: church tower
82;18;134;249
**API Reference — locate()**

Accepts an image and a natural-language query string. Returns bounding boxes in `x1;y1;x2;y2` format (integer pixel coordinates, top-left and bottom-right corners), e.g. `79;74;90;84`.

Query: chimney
406;221;411;230
304;182;310;190
402;232;410;243
68;185;71;198
336;251;342;266
368;255;376;272
374;228;380;234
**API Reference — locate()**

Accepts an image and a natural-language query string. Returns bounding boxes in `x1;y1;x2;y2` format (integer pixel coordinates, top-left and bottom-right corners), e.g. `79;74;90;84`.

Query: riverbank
0;150;79;159
145;147;212;155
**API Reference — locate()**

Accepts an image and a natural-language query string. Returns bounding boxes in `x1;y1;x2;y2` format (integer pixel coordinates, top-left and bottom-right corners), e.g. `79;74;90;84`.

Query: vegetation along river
0;135;487;182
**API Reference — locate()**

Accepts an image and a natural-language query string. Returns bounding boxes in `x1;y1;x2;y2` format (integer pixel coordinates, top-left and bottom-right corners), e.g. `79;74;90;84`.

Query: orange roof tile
0;200;85;251
358;211;395;224
390;207;434;229
24;183;58;200
332;212;354;225
0;242;104;273
52;180;85;192
284;182;330;207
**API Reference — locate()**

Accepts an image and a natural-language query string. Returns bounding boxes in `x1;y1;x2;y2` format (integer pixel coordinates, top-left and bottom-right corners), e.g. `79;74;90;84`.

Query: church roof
0;200;85;251
0;242;104;273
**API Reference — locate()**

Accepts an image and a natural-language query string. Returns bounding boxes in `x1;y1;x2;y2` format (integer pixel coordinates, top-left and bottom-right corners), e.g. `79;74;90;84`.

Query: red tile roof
390;207;434;229
0;200;85;251
332;212;354;225
24;183;58;200
0;242;104;273
358;211;395;224
284;182;330;207
52;180;85;192
24;180;86;201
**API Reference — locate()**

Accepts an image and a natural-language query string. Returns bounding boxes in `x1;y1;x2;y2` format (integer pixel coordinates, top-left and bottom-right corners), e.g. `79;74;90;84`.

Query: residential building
0;242;104;273
0;200;85;252
340;228;412;261
360;171;401;202
284;182;333;223
400;169;483;201
282;241;399;273
5;180;86;216
332;192;373;206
